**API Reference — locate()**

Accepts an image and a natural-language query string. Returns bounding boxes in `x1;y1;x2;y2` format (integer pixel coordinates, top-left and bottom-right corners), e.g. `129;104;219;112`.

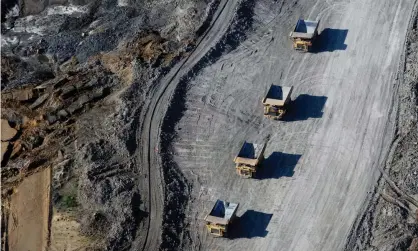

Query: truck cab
234;141;266;178
289;19;320;52
204;200;239;237
262;85;293;120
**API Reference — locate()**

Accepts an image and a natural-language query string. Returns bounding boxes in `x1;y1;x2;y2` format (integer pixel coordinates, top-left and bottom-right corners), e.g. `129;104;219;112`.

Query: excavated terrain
1;0;212;250
1;0;418;250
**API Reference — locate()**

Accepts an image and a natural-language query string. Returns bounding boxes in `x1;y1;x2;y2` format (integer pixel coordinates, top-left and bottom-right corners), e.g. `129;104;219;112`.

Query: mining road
167;0;415;250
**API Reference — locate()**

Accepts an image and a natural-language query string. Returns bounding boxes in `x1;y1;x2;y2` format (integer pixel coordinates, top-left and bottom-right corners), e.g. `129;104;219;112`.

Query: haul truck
205;199;239;237
234;141;266;178
290;19;320;52
262;85;293;120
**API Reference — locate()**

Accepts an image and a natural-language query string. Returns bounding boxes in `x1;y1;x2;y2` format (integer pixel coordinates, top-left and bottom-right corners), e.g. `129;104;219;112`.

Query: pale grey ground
163;0;415;250
2;0;416;249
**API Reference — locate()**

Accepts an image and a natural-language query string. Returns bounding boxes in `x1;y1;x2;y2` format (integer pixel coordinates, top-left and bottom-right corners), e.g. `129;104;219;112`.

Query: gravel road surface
161;0;415;250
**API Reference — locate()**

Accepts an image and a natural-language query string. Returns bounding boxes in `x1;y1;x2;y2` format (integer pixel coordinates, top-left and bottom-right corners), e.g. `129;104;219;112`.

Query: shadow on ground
132;193;149;225
255;152;301;179
229;210;273;239
314;28;348;52
283;94;327;121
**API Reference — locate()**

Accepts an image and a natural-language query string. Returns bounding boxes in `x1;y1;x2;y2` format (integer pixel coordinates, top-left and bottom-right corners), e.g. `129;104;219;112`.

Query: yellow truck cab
234;141;266;178
204;200;239;237
289;19;320;52
262;85;293;120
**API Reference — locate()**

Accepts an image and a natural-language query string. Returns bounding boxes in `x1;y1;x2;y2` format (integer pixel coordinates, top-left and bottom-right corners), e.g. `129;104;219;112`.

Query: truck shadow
283;94;327;121
314;28;348;52
255;152;301;179
229;210;273;239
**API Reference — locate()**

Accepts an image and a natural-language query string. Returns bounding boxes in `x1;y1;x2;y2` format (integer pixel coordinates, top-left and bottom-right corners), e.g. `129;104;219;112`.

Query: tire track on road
138;0;240;250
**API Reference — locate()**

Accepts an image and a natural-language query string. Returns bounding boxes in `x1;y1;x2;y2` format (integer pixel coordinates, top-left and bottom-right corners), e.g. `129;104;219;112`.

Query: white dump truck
234;141;266;178
262;85;293;120
204;199;239;237
289;19;320;52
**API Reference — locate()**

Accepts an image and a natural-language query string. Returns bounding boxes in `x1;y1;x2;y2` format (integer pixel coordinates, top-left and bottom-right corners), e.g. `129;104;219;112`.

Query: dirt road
161;0;415;250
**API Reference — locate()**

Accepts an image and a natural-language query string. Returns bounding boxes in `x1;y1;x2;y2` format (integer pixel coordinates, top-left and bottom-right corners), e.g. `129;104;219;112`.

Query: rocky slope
1;0;213;250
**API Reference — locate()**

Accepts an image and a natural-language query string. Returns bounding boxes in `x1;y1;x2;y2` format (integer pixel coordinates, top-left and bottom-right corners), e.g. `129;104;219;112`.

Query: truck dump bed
205;200;239;225
234;141;266;166
290;19;319;39
262;85;293;106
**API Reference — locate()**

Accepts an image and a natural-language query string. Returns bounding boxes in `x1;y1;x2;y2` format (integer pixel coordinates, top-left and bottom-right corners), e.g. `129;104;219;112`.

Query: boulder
60;85;76;98
57;109;69;119
29;93;49;109
4;89;35;101
46;113;58;125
